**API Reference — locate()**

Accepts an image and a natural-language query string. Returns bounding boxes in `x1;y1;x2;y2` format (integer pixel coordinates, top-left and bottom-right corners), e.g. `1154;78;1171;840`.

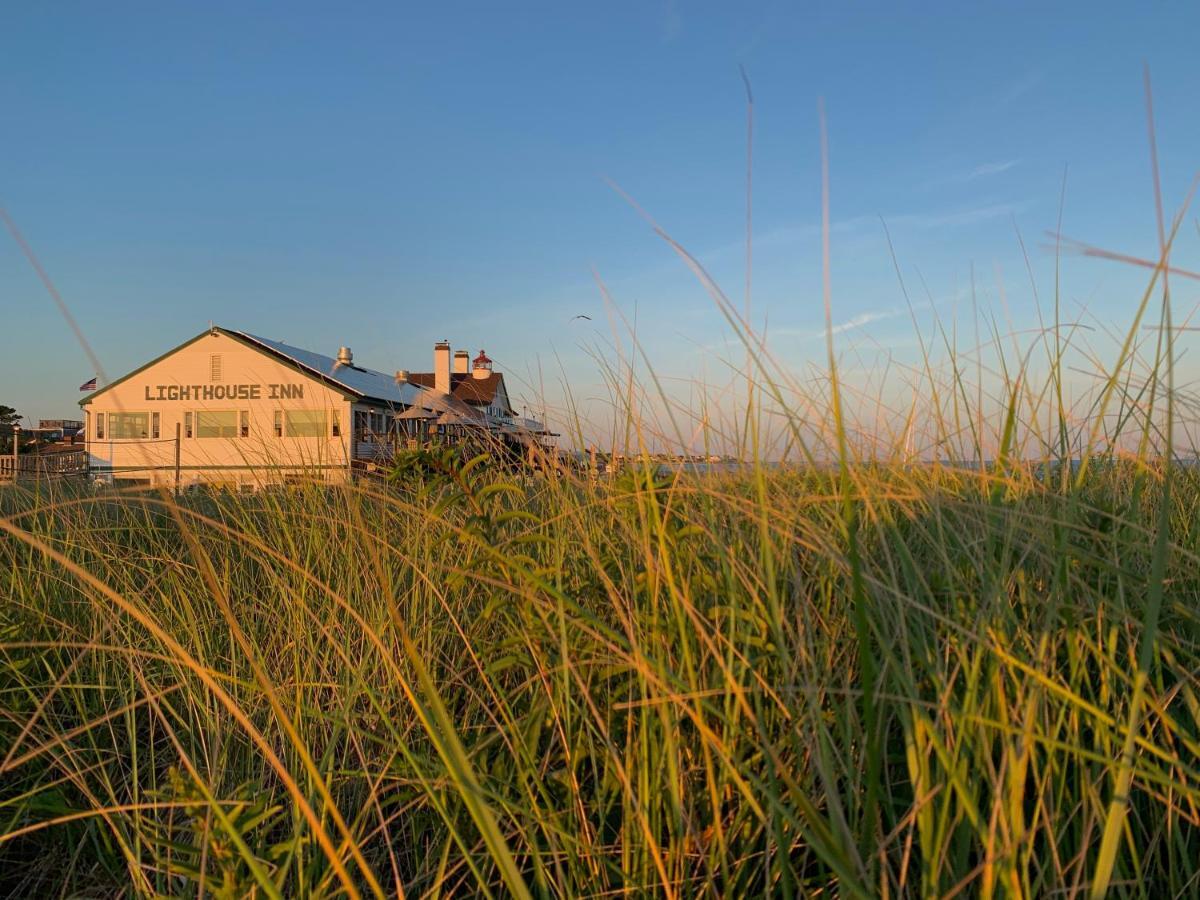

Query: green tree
0;404;19;453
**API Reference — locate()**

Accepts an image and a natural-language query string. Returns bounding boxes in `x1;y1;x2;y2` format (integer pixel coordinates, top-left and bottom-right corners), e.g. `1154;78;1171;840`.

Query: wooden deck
0;449;89;481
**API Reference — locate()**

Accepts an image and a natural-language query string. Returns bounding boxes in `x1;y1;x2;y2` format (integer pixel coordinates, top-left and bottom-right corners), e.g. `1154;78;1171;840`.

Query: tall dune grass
4;74;1200;891
3;267;1200;897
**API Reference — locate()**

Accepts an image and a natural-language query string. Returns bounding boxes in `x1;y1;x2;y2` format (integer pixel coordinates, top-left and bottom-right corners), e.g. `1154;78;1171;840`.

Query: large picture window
107;412;149;439
285;410;327;437
196;410;239;438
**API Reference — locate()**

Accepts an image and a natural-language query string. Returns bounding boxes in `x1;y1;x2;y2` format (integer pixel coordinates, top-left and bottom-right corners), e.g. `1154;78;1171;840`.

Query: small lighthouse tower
471;349;493;380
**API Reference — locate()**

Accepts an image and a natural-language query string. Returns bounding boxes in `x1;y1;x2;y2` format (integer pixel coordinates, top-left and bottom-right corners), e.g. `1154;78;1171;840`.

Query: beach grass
4;116;1200;891
3;316;1200;898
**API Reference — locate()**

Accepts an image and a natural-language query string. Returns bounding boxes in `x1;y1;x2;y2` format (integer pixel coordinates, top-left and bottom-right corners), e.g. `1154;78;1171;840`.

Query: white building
80;326;530;490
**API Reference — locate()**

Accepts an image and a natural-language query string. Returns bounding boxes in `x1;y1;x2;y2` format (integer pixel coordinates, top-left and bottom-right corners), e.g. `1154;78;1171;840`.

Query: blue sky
3;1;1199;443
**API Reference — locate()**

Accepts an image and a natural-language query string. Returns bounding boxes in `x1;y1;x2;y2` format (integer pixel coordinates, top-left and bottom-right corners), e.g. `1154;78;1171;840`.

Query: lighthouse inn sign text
143;382;306;401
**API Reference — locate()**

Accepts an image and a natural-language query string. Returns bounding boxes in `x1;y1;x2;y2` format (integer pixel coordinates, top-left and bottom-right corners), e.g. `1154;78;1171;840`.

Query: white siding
83;331;353;489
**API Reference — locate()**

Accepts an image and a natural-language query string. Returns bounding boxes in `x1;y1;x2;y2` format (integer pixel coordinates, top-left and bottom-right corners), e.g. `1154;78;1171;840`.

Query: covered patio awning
393;387;506;429
435;408;489;427
399;389;490;418
396;405;438;421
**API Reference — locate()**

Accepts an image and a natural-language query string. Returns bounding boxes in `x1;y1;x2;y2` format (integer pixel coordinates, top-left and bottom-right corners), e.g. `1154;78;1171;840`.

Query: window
184;412;193;439
151;412;161;439
240;410;250;438
285;410;327;437
96;412;104;440
273;410;283;438
196;410;238;438
332;410;341;437
108;412;149;439
210;354;222;382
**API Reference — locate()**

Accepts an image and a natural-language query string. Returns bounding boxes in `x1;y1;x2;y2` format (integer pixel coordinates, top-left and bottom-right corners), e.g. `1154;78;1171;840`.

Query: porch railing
0;449;89;480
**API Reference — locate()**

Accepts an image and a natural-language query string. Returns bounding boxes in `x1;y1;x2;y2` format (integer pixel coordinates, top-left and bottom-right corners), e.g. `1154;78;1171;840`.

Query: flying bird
571;314;592;322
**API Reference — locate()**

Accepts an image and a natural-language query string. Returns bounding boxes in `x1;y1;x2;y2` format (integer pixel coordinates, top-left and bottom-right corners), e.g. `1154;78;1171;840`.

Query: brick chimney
434;341;451;394
453;349;470;374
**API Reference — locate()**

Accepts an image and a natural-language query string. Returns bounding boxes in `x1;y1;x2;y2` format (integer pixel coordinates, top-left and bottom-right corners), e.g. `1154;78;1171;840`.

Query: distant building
38;419;84;436
79;326;549;490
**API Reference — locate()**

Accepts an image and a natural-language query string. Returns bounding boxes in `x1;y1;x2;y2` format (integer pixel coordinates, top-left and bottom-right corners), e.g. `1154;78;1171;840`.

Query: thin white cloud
968;159;1020;178
924;160;1021;188
758;308;906;342
764;289;964;345
698;201;1025;263
997;69;1043;106
821;309;895;338
881;201;1024;229
550;199;1021;334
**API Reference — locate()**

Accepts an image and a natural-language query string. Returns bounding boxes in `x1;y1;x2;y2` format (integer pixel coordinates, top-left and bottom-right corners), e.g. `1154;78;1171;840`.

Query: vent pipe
336;346;353;367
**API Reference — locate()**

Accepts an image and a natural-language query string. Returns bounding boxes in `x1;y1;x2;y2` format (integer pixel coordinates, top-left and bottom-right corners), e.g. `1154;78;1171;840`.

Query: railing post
174;423;182;495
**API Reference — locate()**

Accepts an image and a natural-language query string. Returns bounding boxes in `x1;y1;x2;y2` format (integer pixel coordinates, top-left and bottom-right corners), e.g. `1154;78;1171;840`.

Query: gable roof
452;373;506;405
405;371;510;409
80;326;421;408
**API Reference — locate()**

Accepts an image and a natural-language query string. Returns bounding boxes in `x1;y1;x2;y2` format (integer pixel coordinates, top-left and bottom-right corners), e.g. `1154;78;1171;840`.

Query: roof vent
336;346;353;366
395;369;409;384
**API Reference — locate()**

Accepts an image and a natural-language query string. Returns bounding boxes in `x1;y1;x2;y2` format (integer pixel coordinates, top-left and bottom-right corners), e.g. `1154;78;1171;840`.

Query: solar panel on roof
235;332;422;406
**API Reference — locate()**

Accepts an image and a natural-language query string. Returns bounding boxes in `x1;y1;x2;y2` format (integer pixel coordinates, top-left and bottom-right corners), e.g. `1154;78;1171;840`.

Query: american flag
79;377;97;391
